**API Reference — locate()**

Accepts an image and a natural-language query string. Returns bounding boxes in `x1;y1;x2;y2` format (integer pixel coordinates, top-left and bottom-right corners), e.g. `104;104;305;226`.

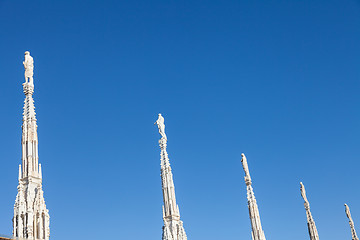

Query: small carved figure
23;51;34;85
300;182;308;202
241;153;250;177
155;113;167;140
345;204;352;220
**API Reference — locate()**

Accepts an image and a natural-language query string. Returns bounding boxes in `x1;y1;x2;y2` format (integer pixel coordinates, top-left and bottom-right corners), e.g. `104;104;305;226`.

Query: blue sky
0;0;359;239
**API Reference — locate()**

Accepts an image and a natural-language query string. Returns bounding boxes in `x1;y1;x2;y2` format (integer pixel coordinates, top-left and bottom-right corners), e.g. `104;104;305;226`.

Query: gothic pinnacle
13;52;50;240
241;153;266;240
155;114;187;240
300;182;319;240
345;204;359;240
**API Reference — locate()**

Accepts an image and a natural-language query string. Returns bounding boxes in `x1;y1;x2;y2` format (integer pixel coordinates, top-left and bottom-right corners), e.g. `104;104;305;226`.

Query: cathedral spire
345;204;359;240
21;65;39;178
300;182;319;240
241;153;266;240
155;114;187;240
13;51;50;240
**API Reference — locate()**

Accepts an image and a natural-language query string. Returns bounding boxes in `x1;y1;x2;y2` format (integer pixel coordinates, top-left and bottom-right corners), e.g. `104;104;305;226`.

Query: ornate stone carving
300;182;319;240
345;204;359;240
241;153;266;240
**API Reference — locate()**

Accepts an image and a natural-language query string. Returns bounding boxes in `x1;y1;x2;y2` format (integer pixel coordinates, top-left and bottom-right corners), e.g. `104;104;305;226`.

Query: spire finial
241;153;252;185
346;204;351;219
300;182;308;204
23;51;34;86
23;51;35;96
155;113;167;140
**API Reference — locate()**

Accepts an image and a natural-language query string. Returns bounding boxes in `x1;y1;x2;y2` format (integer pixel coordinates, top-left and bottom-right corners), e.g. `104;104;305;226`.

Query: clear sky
0;0;359;239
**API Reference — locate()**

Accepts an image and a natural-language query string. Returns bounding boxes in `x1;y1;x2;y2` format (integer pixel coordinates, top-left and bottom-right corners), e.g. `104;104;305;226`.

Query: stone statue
346;204;352;220
300;182;308;203
241;153;251;183
155;113;167;140
241;154;249;173
23;51;34;85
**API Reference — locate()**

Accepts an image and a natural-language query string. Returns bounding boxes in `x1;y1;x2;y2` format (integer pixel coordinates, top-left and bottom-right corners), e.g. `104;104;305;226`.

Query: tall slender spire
300;182;319;240
155;114;187;240
345;204;359;240
241;153;266;240
13;51;50;240
21;53;39;179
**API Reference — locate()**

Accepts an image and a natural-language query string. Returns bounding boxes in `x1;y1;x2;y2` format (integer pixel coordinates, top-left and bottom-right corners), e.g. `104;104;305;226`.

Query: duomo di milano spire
241;153;266;240
13;52;50;240
300;182;319;240
345;204;359;240
155;114;187;240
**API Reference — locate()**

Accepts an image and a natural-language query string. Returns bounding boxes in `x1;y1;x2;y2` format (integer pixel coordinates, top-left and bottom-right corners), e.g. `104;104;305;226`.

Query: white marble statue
241;153;251;183
155;113;167;140
300;182;308;203
346;204;352;219
23;51;34;85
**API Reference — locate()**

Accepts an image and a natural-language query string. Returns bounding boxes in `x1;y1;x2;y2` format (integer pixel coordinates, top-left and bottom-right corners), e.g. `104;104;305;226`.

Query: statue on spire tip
300;182;307;202
241;153;248;168
23;51;34;86
241;153;251;184
345;204;351;219
155;113;167;140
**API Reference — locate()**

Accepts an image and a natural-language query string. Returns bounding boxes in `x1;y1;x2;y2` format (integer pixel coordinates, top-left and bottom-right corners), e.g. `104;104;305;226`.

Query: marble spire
300;182;319;240
155;114;187;240
241;153;266;240
345;204;359;240
13;51;50;240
